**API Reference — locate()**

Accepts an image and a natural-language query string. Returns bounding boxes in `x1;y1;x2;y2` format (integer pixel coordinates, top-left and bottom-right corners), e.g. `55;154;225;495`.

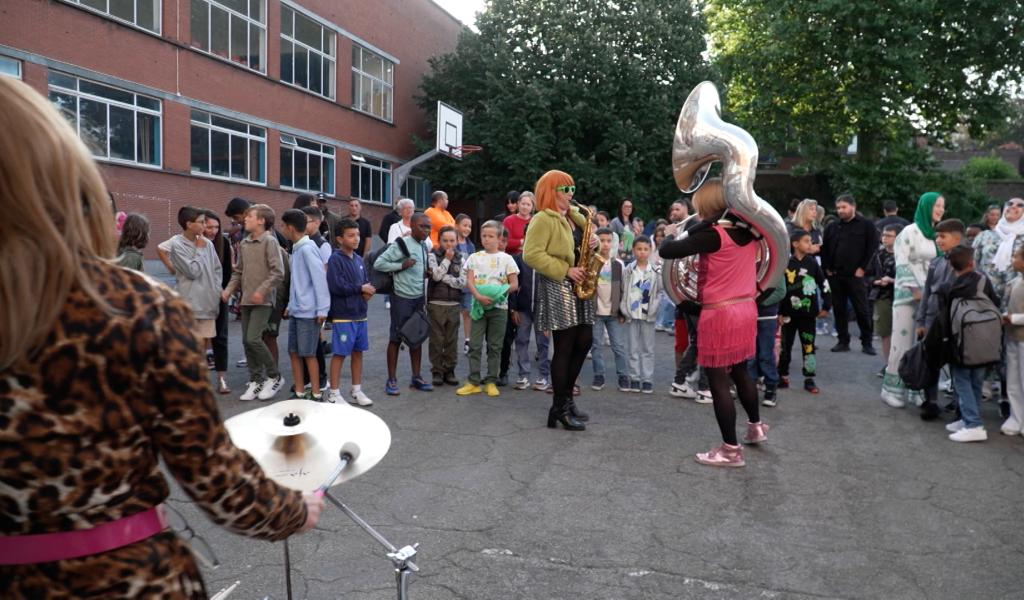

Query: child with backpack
1001;246;1024;437
779;229;831;394
940;245;1002;442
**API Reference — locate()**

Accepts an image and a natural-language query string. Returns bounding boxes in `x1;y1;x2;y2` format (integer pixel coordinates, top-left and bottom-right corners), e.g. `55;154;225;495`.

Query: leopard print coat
0;260;307;598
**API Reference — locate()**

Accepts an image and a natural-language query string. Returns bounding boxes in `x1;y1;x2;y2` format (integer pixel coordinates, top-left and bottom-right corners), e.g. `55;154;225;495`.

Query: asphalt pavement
150;263;1024;600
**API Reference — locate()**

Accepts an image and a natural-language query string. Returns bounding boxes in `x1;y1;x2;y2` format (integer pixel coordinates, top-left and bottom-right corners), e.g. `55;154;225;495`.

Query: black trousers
212;300;229;372
829;275;872;347
499;307;517;377
674;312;708;389
779;316;816;378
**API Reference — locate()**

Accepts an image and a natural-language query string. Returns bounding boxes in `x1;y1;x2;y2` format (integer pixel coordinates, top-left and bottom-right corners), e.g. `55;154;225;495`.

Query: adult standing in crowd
424;190;455;248
495;191;520;221
523;170;594;432
378;197;402;244
0;76;321;598
346;197;373;256
787;199;823;253
881;192;944;408
981;203;1002;231
974;198;1024;304
203;209;233;395
387;198;432;249
225;196;288;248
821;194;878;355
610;198;634;235
875;200;910;232
503;191;534;255
316;192;341;245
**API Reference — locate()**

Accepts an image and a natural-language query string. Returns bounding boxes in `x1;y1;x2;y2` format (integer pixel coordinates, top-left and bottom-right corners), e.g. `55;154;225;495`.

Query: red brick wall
1;0;462;255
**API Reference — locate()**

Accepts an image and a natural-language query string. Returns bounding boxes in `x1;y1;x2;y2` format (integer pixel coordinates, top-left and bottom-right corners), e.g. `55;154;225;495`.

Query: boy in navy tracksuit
748;286;784;406
326;219;375;406
510;248;551;390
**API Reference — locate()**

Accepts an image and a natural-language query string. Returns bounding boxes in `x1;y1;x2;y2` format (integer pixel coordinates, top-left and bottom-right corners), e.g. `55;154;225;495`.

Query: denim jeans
591;315;627;380
746;317;780;388
952;365;985;429
655;291;675;329
514;311;550;380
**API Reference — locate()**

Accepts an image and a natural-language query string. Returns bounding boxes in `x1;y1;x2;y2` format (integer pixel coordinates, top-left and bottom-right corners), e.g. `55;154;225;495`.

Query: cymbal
225;400;391;492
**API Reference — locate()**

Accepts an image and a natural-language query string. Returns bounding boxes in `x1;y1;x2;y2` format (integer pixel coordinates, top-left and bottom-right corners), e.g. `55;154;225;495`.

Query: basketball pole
390;149;441;207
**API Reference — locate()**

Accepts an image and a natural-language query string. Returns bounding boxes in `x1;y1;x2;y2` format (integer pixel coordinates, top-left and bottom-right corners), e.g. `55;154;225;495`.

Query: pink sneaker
695;443;745;468
743;421;769;444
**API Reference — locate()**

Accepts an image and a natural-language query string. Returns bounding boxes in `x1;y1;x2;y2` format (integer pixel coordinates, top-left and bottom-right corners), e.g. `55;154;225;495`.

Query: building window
280;5;336;99
350;155;391;204
62;0;161;33
0;56;21;79
190;109;265;183
400;176;431;209
351;45;393;122
190;0;265;73
280;134;334;195
47;71;162;166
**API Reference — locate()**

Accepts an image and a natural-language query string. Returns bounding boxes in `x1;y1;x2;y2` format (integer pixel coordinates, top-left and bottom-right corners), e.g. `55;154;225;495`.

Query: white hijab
992;213;1024;271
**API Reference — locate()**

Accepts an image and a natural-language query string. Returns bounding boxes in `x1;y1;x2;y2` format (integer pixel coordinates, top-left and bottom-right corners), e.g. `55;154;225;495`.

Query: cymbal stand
324;491;420;600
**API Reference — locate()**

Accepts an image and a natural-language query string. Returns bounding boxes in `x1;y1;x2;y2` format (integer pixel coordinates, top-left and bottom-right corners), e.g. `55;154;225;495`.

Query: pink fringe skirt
697;300;757;368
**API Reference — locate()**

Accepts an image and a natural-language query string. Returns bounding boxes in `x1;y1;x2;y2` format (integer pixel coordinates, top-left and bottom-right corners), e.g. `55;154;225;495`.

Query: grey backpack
949;278;1002;367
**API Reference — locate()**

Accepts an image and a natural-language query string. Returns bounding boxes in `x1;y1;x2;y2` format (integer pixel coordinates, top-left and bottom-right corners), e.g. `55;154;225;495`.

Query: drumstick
313;442;360;498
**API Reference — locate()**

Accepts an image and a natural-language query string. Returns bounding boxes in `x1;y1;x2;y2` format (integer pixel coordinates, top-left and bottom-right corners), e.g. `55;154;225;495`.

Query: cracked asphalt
154;265;1024;599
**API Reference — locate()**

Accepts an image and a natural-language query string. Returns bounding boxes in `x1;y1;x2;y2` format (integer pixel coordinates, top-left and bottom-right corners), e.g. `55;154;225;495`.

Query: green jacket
522;207;588;281
470;283;510;320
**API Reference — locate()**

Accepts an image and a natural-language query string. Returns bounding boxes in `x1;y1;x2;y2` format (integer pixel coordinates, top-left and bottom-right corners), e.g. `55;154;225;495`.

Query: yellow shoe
484;383;500;397
456;383;482;396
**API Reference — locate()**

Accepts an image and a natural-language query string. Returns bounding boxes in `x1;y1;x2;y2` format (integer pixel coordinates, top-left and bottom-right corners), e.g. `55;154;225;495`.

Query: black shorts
389;295;425;344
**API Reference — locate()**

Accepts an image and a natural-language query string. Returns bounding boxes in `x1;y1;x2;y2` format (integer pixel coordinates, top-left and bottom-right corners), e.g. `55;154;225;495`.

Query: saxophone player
523;170;599;431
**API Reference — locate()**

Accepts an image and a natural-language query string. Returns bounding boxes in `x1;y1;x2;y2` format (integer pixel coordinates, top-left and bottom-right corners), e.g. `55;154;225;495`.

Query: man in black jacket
822;194;879;354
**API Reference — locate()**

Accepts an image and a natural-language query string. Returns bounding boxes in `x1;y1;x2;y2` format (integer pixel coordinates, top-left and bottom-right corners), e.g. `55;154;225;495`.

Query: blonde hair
0;77;115;370
794;199;819;231
246;203;275;231
692;178;726;220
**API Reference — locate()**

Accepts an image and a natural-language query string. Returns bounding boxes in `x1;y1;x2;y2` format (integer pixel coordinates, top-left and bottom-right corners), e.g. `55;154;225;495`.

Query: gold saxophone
571;201;606;300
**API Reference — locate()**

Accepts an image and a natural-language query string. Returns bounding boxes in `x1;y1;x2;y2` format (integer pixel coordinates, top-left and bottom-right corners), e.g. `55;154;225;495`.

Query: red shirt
503;214;531;254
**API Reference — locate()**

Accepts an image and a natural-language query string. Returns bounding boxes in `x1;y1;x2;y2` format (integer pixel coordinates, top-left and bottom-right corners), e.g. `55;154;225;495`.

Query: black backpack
365;237;410;296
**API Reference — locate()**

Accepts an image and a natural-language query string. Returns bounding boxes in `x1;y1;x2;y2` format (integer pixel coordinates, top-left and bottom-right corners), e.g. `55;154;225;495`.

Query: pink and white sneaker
695;443;745;468
743;421;769;444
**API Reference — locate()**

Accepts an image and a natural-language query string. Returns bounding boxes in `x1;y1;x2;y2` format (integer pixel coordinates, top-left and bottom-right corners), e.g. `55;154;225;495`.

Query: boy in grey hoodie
620;236;662;393
166;206;222;340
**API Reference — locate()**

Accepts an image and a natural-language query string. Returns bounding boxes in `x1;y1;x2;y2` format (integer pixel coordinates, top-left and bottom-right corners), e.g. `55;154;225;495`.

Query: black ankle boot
547;397;585;431
567;397;590;422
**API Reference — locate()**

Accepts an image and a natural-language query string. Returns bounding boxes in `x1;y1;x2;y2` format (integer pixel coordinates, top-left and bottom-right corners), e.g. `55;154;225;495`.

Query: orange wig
534;170;574;212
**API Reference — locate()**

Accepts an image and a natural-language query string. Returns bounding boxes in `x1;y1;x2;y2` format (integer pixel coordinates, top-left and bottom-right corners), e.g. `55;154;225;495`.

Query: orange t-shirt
424;206;456;247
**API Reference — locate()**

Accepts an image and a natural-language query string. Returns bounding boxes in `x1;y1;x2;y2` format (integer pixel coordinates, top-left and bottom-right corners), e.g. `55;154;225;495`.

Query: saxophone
571;201;606;300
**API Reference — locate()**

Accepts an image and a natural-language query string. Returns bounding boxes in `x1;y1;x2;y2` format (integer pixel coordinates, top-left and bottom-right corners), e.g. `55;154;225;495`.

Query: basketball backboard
436;101;464;159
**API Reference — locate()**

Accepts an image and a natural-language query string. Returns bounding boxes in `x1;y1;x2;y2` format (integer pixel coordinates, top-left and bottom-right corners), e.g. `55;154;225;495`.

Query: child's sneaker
410;376;433;391
803;378;819;394
463;339;470;354
513;377;530;390
591;375;606;391
761;389;777;407
629;380;641;393
670;382;697;399
456;383;482;396
385;378;400;396
239;381;262;401
327;388;344;404
695;389;713;404
257;376;285;401
533;378;549;391
945;419;964;432
641;382;654;394
778;376;790;389
484;383;500;397
618;375;631;392
948;426;987;443
350;389;373;406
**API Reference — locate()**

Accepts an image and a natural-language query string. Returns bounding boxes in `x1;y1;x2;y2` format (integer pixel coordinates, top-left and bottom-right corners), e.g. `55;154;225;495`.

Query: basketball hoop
450;144;482;160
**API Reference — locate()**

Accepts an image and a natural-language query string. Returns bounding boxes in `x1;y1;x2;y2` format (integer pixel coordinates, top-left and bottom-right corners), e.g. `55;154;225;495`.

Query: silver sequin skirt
534;276;595;332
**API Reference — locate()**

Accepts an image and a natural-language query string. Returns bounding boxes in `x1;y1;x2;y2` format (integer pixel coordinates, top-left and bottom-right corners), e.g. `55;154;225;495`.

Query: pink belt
0;505;167;565
702;296;754;310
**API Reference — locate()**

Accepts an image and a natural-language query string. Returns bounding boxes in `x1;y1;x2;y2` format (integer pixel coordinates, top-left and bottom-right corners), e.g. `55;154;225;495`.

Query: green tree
415;0;712;218
706;0;1024;214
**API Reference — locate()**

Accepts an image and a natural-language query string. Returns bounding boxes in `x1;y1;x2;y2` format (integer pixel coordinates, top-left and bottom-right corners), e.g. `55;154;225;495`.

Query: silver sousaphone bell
663;82;788;305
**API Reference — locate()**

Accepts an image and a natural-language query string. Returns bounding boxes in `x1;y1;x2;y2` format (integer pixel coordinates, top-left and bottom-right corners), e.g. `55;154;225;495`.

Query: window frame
189;109;267;185
59;0;162;35
279;5;337;100
47;71;164;169
279;134;335;195
189;0;267;75
400;175;432;209
349;155;392;205
351;45;394;123
0;56;21;80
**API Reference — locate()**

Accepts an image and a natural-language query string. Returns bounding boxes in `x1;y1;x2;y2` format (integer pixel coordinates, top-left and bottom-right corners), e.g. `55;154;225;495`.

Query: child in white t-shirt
457;221;520;397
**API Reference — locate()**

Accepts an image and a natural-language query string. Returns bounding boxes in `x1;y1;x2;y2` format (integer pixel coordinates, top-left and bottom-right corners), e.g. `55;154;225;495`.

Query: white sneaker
945;419;965;433
695;390;713;404
669;382;697;399
385;300;391;309
513;377;530;390
949;426;987;442
880;390;905;408
532;378;548;391
327;389;344;404
236;358;248;367
1000;415;1022;436
350;389;373;406
257;376;285;401
239;381;262;401
981;380;992;400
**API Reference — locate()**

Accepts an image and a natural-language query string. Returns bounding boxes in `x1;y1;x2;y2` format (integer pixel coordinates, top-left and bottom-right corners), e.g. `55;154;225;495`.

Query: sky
433;0;486;28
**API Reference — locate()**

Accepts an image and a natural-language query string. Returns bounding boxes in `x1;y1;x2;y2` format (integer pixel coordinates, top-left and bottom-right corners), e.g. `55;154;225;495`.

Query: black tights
551;325;593;400
706;362;760;445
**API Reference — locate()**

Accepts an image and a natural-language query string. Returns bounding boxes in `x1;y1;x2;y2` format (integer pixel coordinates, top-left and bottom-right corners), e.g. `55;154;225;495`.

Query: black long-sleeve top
658;221;756;260
821;214;878;276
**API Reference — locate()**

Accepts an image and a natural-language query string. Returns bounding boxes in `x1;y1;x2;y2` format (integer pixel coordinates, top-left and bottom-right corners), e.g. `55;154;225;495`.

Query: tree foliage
415;0;712;218
706;0;1024;214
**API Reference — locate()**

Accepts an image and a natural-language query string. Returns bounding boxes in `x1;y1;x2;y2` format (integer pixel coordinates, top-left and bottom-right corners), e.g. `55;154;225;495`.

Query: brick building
0;0;463;253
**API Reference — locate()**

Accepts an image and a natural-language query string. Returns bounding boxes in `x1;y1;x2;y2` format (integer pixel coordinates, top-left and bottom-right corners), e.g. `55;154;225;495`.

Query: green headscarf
914;192;941;240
